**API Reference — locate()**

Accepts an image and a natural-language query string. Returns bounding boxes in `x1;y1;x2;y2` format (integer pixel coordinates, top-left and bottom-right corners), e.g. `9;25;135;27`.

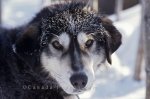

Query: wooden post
0;0;2;24
133;32;144;81
133;4;144;81
98;0;101;13
115;0;123;21
88;0;94;11
142;0;150;98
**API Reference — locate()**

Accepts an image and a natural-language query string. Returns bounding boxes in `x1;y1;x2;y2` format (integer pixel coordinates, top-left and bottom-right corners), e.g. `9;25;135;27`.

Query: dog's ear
101;17;122;64
104;36;112;64
14;24;40;56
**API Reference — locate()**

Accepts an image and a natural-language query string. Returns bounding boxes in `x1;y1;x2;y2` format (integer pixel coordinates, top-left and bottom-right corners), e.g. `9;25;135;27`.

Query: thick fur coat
0;1;121;99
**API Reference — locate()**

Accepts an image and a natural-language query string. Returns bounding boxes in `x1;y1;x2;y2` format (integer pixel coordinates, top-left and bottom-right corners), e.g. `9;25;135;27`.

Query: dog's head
15;1;121;95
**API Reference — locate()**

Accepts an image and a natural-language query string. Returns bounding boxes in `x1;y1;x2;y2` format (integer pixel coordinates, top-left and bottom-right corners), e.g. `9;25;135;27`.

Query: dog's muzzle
70;72;88;90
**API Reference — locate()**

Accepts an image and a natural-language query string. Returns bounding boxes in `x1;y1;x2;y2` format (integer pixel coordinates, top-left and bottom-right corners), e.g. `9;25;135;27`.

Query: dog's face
15;2;121;95
41;32;105;94
39;9;121;94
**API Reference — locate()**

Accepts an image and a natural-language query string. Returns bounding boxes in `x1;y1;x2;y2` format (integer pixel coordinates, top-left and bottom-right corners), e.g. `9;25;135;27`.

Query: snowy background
1;0;145;99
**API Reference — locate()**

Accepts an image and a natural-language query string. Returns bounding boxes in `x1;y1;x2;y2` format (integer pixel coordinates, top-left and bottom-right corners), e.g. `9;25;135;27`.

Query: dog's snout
70;73;88;89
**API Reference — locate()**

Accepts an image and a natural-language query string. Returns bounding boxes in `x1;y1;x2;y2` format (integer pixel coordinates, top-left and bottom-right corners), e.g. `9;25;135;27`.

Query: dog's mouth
74;88;86;92
65;85;93;95
61;85;89;95
69;88;87;95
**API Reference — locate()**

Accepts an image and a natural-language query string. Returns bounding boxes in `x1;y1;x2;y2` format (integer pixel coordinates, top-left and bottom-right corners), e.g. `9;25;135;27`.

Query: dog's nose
70;73;88;89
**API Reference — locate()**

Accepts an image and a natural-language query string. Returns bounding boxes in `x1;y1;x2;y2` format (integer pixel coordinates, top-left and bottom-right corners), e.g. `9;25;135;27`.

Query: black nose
70;73;88;89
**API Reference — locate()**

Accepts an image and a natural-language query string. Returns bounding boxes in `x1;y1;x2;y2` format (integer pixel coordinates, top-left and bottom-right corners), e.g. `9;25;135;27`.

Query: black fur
0;1;121;99
101;17;122;64
0;27;65;99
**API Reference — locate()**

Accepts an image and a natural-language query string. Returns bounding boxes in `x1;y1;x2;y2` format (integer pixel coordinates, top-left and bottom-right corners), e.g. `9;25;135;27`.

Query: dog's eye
52;40;63;50
85;39;94;48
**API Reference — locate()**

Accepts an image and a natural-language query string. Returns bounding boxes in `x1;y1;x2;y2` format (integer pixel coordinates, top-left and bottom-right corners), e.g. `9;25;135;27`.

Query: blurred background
0;0;145;99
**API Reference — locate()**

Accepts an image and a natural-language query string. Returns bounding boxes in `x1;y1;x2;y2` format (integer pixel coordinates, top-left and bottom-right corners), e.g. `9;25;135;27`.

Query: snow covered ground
2;1;145;99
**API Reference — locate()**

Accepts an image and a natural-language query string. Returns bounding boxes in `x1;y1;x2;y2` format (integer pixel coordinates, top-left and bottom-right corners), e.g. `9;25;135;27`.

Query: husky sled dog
0;1;122;99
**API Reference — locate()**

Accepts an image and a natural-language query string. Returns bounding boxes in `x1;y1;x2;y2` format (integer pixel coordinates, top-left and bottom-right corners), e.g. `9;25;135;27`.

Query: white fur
59;32;70;50
77;32;88;48
52;32;70;50
12;44;16;53
77;32;94;48
41;52;75;94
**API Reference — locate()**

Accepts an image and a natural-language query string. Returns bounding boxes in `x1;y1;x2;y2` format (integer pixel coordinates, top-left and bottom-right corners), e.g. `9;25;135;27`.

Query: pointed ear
15;24;40;55
101;17;122;64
